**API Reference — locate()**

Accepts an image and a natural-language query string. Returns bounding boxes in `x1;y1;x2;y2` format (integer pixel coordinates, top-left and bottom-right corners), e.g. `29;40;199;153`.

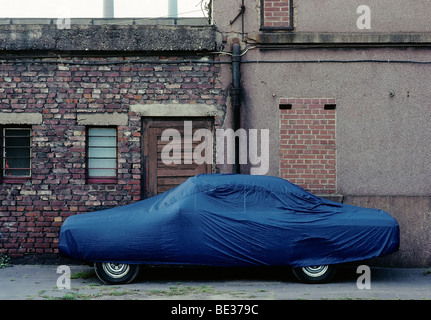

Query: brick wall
279;98;336;194
262;0;292;28
0;56;225;263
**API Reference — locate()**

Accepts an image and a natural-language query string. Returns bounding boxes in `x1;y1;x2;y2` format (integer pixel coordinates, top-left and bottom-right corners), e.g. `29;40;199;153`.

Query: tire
94;262;140;285
292;265;336;284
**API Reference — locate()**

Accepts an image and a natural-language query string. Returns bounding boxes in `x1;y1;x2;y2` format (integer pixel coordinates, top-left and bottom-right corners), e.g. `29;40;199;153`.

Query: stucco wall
214;0;431;34
239;48;431;196
294;0;431;33
214;1;431;197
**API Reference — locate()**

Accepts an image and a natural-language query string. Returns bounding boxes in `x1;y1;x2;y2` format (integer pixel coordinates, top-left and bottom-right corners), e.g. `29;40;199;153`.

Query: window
1;127;32;182
87;127;117;183
261;0;293;31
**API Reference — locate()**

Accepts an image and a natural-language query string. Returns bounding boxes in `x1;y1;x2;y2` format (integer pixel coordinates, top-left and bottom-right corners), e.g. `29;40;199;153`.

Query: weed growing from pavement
70;270;96;280
0;253;11;269
147;285;257;299
148;285;221;296
38;286;140;300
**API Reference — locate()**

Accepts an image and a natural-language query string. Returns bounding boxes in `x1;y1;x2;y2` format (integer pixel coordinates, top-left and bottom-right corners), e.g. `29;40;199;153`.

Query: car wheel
292;265;336;283
94;262;140;285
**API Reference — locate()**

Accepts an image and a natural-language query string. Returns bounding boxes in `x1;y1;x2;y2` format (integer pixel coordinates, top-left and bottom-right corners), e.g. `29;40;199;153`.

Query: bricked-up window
261;0;293;30
1;128;32;182
279;98;336;194
87;127;117;183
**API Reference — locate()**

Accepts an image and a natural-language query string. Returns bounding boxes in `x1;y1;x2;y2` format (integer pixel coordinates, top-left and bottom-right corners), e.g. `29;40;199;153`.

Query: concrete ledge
251;32;431;47
131;103;224;118
77;113;128;126
0;112;42;124
0;24;216;52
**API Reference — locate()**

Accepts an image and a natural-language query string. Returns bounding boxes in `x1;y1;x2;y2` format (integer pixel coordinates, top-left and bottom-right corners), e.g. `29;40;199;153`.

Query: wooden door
142;118;213;198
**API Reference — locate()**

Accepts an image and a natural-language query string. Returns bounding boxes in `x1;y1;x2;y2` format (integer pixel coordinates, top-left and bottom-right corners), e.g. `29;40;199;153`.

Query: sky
0;0;209;18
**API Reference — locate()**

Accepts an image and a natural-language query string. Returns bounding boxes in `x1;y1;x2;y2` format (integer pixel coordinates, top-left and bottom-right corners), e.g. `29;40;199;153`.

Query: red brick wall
262;0;292;28
279;98;336;194
0;56;225;263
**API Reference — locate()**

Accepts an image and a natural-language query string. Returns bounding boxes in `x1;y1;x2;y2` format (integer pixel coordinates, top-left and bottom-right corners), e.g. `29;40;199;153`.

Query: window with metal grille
87;127;117;183
1;127;32;182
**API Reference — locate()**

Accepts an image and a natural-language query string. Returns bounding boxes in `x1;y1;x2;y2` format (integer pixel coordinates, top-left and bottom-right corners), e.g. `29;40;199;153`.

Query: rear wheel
94;262;140;285
292;265;336;283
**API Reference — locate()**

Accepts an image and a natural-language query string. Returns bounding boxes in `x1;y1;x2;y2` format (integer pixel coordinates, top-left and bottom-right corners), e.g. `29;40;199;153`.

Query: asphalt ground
1;264;431;301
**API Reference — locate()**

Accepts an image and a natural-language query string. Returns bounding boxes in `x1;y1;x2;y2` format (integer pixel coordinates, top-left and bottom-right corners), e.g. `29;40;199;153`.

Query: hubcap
302;265;329;278
102;263;130;278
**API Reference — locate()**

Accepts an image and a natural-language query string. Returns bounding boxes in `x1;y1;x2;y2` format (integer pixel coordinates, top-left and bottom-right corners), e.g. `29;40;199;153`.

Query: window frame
1;126;32;184
86;126;118;184
260;0;294;31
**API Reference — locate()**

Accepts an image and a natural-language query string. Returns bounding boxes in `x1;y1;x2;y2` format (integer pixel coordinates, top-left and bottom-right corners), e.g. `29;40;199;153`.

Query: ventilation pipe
231;43;242;174
103;0;114;18
168;0;178;18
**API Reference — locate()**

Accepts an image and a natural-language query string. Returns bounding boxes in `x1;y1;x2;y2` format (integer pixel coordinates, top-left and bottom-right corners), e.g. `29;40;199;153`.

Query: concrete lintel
130;103;224;118
77;113;128;126
0;112;42;125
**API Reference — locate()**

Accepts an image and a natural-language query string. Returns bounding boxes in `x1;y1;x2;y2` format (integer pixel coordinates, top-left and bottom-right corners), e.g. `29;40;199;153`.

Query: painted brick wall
279;98;336;194
262;0;292;28
0;56;225;263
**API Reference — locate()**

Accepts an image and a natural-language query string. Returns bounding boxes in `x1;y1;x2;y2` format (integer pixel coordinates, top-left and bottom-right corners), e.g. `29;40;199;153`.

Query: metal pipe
103;0;114;18
168;0;178;18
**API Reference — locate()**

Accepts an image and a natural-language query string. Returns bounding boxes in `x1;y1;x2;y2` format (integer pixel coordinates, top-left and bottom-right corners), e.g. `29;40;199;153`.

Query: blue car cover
59;174;400;267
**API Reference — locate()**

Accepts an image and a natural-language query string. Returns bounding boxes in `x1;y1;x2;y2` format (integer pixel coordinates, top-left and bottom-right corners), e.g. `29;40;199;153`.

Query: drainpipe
231;43;241;174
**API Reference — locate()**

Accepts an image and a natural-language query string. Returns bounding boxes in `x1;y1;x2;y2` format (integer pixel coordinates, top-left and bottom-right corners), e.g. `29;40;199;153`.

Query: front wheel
94;262;140;285
292;265;336;284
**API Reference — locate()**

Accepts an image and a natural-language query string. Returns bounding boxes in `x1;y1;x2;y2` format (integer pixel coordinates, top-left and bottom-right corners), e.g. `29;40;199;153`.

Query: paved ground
1;264;431;300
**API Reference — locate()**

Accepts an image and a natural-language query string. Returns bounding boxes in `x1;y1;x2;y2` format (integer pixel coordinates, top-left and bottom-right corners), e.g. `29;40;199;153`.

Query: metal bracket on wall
230;3;245;25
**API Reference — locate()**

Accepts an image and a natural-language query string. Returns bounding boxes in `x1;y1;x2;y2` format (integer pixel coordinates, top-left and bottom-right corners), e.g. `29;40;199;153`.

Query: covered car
59;174;400;284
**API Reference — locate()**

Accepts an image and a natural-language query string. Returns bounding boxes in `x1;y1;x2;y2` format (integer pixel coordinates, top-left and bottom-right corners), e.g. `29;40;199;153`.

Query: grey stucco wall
294;0;431;33
214;0;431;197
239;48;431;196
214;0;431;34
